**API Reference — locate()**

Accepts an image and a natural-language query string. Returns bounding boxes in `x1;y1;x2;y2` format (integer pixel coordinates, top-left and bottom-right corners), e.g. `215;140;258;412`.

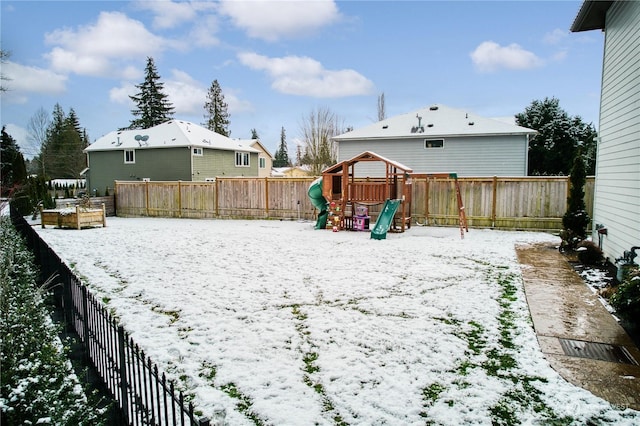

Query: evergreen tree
203;79;230;136
560;148;590;251
273;126;290;167
40;104;87;178
251;128;259;139
128;57;174;130
1;49;10;93
1;126;27;197
515;97;597;175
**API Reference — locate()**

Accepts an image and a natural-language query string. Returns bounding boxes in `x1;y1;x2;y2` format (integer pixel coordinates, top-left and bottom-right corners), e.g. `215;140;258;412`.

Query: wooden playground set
308;151;468;239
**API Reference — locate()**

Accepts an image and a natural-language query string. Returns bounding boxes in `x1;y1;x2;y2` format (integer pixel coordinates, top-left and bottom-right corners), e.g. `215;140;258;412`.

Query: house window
259;157;266;168
124;149;135;163
235;151;250;167
424;139;444;149
193;148;203;156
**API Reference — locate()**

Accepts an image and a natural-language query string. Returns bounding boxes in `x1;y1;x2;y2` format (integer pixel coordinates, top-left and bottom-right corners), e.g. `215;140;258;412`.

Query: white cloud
544;29;568;45
470;41;543;73
44;11;168;77
188;15;221;48
1;61;67;103
109;83;137;105
238;52;374;98
165;70;207;115
134;0;218;29
219;0;340;41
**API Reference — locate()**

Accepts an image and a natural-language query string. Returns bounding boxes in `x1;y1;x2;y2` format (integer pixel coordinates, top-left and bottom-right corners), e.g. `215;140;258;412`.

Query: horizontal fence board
115;176;595;232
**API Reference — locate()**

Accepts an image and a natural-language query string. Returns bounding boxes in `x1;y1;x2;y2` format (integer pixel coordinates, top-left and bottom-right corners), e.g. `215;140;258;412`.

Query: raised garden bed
40;204;106;229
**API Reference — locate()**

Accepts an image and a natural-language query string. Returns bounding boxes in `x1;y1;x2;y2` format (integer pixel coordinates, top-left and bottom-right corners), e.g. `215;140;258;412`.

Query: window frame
124;149;136;164
192;147;203;156
424;139;444;149
235;151;250;167
259;157;266;169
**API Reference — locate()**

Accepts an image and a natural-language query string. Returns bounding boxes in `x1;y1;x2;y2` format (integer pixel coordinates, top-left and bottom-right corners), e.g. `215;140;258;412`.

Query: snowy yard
34;217;639;425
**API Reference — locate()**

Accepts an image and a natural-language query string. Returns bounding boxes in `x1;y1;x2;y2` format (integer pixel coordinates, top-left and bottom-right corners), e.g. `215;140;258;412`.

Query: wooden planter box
40;204;106;229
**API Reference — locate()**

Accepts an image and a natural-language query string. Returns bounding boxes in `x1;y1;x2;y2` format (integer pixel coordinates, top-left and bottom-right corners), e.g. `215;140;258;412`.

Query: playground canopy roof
322;151;413;175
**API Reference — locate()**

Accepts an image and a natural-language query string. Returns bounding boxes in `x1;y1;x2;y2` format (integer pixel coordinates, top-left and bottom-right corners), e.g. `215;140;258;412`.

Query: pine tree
40;105;87;179
1;126;27;197
128;57;174;130
560;148;590;250
251;128;259;139
273;126;290;167
203;79;230;136
515;97;597;176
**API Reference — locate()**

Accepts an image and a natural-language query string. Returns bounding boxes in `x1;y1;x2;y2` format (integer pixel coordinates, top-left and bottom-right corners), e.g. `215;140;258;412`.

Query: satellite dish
135;135;142;141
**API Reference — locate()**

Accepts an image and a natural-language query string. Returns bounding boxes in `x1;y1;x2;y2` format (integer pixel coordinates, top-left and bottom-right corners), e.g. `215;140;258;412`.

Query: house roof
271;165;311;176
333;104;536;141
570;0;613;32
322;151;413;175
247;139;274;158
86;120;260;153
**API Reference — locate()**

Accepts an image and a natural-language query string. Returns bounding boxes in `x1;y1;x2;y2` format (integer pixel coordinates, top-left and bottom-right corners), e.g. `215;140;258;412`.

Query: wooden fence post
425;178;430;225
215;179;219;216
145;180;149;217
491;176;498;228
265;177;269;217
178;181;182;218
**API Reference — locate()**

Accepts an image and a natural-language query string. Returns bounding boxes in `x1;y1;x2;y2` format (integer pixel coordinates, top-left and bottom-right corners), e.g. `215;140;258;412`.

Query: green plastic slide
308;177;329;229
370;199;401;240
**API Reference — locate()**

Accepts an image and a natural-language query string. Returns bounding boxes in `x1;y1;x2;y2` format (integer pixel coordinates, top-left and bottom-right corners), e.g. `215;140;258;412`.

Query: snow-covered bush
0;217;106;425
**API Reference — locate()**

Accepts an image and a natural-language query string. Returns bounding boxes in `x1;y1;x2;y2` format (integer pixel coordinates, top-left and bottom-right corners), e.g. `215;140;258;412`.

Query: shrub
610;266;640;318
560;149;590;251
576;240;604;265
0;218;106;424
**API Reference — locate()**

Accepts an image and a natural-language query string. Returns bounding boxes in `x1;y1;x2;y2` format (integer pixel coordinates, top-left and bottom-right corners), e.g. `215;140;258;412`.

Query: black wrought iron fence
10;208;212;426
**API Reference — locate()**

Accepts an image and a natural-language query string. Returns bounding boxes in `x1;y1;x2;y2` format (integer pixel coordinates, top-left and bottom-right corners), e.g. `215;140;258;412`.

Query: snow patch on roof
334;104;536;140
86;120;259;153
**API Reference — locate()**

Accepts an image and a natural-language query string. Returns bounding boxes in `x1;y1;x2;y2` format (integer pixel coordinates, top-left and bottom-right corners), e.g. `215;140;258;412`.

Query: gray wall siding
337;135;527;177
592;0;640;263
87;148;191;192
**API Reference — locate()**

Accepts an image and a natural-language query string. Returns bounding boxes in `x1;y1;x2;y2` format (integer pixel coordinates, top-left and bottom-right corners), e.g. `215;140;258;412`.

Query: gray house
333;104;536;177
571;1;640;264
84;120;260;193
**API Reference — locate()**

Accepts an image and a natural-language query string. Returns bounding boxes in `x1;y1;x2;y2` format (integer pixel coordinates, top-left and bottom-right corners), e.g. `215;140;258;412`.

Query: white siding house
571;0;640;264
333;104;536;177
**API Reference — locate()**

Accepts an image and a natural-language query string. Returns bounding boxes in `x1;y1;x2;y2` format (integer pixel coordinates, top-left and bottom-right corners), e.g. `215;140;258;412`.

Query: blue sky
1;0;603;159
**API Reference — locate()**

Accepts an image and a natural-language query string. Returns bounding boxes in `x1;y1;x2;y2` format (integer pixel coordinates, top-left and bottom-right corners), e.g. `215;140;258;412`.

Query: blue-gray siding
337;135;528;177
592;0;640;262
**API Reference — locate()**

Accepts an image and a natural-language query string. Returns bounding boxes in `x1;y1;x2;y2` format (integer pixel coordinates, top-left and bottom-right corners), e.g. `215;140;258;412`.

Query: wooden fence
114;176;595;232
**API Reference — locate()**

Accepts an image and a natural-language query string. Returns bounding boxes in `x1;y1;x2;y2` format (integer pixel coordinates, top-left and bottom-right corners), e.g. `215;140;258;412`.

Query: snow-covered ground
33;217;639;425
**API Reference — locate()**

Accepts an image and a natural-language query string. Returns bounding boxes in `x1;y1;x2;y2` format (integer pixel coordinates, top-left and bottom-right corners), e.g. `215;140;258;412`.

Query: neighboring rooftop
333;104;536;141
86;120;259;153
